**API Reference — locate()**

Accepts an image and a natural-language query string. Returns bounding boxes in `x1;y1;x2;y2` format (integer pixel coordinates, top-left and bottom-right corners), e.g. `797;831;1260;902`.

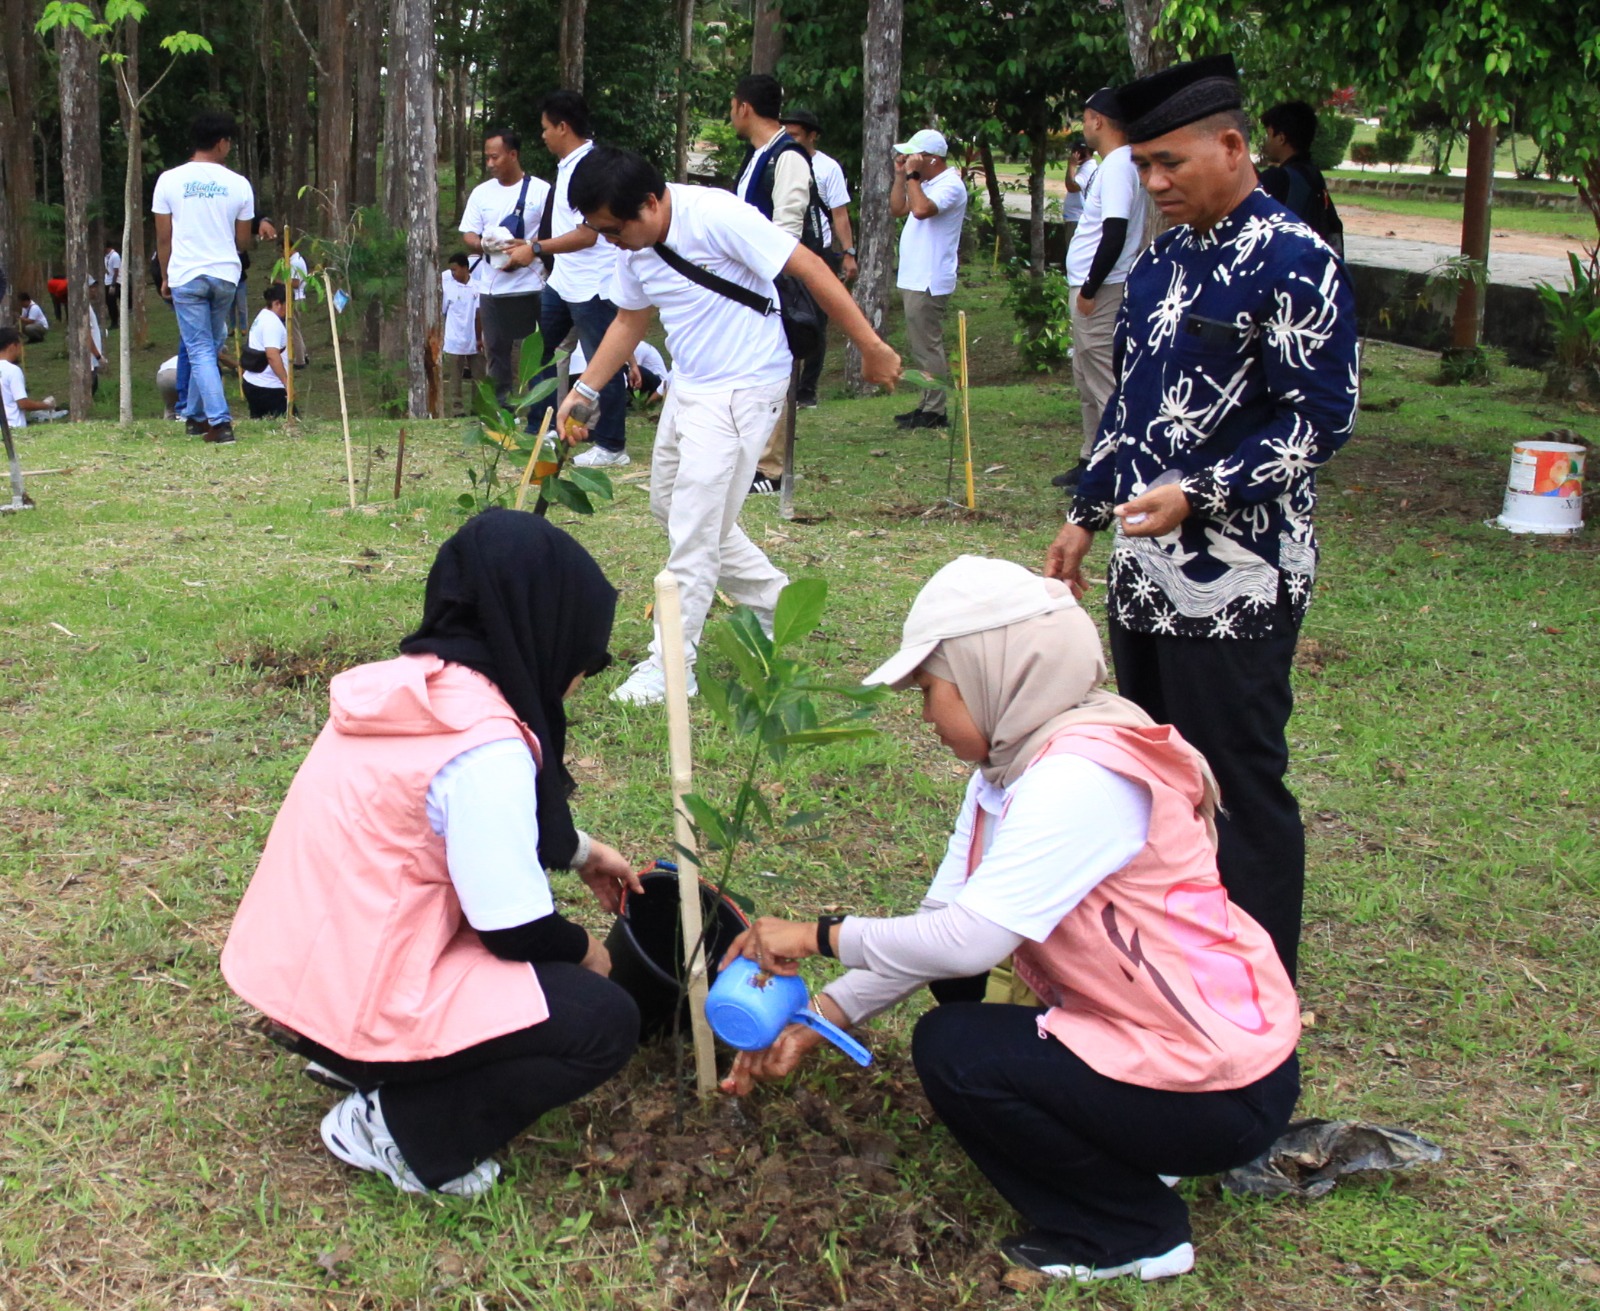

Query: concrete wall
1329;175;1583;213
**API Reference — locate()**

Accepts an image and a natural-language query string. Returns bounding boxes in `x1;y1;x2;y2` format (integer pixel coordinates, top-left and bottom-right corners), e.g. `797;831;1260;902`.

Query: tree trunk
353;0;382;210
846;0;902;396
57;24;96;419
0;0;42;298
977;139;1015;264
751;0;783;74
383;0;406;222
559;0;586;92
1027;100;1047;277
318;0;353;222
1447;117;1495;365
1121;0;1175;76
397;0;438;416
114;26;141;424
285;0;312;233
674;0;693;182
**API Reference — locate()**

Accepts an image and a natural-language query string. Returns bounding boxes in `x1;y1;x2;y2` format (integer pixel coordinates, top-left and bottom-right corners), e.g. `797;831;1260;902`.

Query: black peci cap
779;107;822;133
1118;55;1243;144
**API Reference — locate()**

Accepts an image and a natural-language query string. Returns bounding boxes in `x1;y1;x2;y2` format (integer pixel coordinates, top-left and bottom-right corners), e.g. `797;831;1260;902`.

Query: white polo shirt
244;308;288;389
1061;158;1099;224
441;274;481;355
895;167;967;296
151;160;255;288
1064;145;1146;289
608;184;796;395
811;149;850;248
459;174;551;298
0;359;28;429
548;141;619;304
105;249;123;284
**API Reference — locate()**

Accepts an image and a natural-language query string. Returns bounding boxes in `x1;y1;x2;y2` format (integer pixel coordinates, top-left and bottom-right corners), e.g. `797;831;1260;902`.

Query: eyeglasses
580;218;625;238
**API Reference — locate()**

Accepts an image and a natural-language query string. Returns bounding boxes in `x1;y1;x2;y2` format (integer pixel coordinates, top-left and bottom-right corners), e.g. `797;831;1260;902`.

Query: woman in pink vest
223;511;644;1197
718;556;1301;1282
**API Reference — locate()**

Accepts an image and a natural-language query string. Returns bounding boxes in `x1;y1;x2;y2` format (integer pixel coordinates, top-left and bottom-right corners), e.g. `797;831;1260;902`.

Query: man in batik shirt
1045;55;1358;985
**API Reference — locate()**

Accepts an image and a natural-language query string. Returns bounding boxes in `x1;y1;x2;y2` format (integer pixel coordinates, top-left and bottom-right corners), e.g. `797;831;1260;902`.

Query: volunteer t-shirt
89;307;103;370
896;167;967;296
1064;145;1146;288
0;358;28;429
459;174;551;298
608;184;796;394
151;160;255;288
548;141;619;304
21;303;47;329
441;274;481;355
105;249;123;284
289;251;309;301
244;308;288;389
1061;158;1099;224
812;149;850;248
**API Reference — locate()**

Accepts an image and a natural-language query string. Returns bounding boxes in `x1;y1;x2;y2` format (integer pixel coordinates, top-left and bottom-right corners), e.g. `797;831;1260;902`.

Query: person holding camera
1059;139;1098;248
891;129;966;432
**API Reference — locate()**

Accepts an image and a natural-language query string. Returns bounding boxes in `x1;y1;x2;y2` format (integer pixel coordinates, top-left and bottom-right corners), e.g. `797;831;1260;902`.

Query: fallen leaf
1003;1268;1048;1291
315;1244;354;1279
24;1050;65;1071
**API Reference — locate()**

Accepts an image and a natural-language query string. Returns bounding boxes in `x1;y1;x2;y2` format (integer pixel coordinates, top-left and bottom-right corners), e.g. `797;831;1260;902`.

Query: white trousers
647;380;791;670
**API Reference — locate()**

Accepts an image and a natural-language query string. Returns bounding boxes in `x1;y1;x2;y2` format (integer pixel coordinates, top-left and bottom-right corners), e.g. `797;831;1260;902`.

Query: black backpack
742;136;829;255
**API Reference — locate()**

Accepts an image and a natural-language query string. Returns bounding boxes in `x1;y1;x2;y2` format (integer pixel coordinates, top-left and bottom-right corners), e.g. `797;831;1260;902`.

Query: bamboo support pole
513;406;554;512
283;228;296;420
655;569;717;1099
959;311;975;510
324;272;357;509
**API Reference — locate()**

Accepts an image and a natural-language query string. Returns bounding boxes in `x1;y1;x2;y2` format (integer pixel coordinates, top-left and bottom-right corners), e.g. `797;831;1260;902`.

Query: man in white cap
891;128;967;431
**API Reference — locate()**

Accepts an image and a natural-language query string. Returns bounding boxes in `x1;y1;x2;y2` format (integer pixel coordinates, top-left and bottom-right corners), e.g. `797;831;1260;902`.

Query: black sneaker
916;411;949;430
205;423;237;444
1052;461;1088;489
185;417;208;436
894;410;922;429
749;474;779;495
796;394;819;409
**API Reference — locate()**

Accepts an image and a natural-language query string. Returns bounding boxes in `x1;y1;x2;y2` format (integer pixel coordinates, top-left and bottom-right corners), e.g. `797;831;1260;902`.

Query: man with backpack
1259;101;1345;257
459;129;550;405
731;74;828;493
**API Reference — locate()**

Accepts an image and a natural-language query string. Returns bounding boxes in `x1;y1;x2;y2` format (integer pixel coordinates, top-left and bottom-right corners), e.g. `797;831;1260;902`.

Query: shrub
1538;249;1600;400
1311;115;1358;172
1375;124;1417;169
1350;142;1380;168
1002;261;1074;373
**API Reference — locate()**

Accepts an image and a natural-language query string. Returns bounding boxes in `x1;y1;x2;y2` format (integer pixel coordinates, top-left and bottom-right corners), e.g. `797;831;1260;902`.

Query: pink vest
993;724;1299;1092
221;654;551;1062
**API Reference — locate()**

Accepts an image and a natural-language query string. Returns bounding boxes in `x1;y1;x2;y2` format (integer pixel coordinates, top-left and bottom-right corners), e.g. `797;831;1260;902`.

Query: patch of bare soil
220;637;391;692
1339;203;1590;260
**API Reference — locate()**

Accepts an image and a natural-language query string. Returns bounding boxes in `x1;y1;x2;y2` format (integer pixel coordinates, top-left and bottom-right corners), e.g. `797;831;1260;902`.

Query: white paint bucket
1495;440;1585;535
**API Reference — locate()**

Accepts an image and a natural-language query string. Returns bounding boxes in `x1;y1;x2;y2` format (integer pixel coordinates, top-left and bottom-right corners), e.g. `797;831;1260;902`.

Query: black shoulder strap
650;242;775;316
537;180;556;240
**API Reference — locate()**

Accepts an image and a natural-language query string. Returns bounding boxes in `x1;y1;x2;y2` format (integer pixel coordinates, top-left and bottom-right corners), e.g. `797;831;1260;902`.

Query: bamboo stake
393;426;406;500
324;272;357;509
655;570;717;1100
779;359;799;521
959;310;975;510
512;406;554;512
283;228;296;421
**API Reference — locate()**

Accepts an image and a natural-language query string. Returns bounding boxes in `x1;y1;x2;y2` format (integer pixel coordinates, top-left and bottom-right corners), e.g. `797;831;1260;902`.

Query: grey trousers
902;288;951;416
444;350;485;417
1069;281;1125;459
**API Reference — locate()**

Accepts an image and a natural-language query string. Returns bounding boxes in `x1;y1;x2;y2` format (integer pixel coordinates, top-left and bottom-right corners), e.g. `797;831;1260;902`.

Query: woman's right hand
580;932;612;978
720;1023;824;1096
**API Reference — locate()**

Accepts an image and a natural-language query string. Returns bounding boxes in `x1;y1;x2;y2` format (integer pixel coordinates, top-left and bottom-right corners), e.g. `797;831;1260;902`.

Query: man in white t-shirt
781;108;859;412
892;128;967;431
1058;87;1148;487
554;148;902;707
17;293;48;343
1059;140;1098;238
286;249;310;366
152;109;256;443
459;128;550;406
104;243;122;329
0;327;59;429
440;253;484;417
241;281;291;419
530;92;628;469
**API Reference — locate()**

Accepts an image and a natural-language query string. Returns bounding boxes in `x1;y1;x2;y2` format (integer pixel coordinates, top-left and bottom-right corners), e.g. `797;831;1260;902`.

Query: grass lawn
1334;196;1595;243
3;269;1599;1310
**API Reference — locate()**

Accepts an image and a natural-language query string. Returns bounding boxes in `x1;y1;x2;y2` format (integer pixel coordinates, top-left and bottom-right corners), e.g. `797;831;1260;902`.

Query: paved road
1344;234;1569;289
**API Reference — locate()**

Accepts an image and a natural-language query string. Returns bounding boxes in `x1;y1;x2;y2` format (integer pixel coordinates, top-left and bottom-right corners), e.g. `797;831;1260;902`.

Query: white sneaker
572;445;631;468
320;1090;500;1198
1003;1233;1195;1283
609;659;697;707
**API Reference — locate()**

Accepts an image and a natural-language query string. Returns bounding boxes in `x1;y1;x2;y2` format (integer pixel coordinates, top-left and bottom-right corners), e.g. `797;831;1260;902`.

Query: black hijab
400;509;617;870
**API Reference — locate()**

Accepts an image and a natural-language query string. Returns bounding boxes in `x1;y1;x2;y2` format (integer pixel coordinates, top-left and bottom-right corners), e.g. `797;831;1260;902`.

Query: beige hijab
920;580;1219;831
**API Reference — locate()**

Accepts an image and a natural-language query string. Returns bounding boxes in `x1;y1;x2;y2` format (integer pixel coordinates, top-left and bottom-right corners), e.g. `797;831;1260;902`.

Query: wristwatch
843;247;857;257
531;240;544;257
906;172;923;182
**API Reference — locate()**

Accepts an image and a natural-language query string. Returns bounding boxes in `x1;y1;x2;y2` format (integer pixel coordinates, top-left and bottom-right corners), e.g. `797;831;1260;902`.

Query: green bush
1375;124;1417;169
1002;262;1074;373
1311;115;1358;172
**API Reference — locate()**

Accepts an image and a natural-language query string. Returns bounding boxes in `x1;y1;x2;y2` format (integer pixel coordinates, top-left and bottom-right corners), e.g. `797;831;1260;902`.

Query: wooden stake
779;360;799;521
283;228;296;421
513;406;555;512
324;272;357;509
959;310;975;510
393;426;406;500
655;569;717;1099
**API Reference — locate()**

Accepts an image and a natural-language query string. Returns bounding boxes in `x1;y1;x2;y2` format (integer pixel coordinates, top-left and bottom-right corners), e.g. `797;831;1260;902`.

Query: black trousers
913;1004;1299;1267
243;380;288;419
295;962;639;1188
1108;614;1305;982
534;288;627;451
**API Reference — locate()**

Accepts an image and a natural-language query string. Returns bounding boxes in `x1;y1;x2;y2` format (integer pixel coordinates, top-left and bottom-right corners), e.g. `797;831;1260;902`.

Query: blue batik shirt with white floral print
1069;187;1359;640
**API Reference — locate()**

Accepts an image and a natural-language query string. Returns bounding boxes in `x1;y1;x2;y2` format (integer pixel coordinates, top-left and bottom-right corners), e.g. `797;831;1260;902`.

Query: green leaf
457;492;477;510
711;622;769;693
726;607;775;665
771;577;827;649
523;376;560;407
699;674;734;727
724;887;756;916
780;725;880;747
542;476;594;515
565;466;614;500
517;333;545;390
472;380;505;426
783;809;826;830
679;794;730;849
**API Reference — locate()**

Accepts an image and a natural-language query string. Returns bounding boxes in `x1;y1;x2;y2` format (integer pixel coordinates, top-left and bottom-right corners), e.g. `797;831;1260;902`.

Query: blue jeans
535;288;626;451
172;275;237;425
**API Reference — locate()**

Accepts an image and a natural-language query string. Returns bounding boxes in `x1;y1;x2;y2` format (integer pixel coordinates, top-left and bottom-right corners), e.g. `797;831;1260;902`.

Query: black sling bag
650;241;823;359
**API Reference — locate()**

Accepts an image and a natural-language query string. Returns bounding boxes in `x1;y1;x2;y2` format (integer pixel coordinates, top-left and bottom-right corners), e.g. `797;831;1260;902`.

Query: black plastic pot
605;863;750;1041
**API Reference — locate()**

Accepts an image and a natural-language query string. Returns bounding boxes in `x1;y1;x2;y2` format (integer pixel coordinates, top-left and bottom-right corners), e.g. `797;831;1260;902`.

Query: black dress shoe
1052;460;1088;489
185;417;208;436
916;411;949;430
894;409;922;429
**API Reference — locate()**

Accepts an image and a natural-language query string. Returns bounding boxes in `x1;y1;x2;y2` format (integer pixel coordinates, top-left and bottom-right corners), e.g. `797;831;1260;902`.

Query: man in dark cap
1044;54;1358;991
1056;87;1149;490
782;107;859;410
